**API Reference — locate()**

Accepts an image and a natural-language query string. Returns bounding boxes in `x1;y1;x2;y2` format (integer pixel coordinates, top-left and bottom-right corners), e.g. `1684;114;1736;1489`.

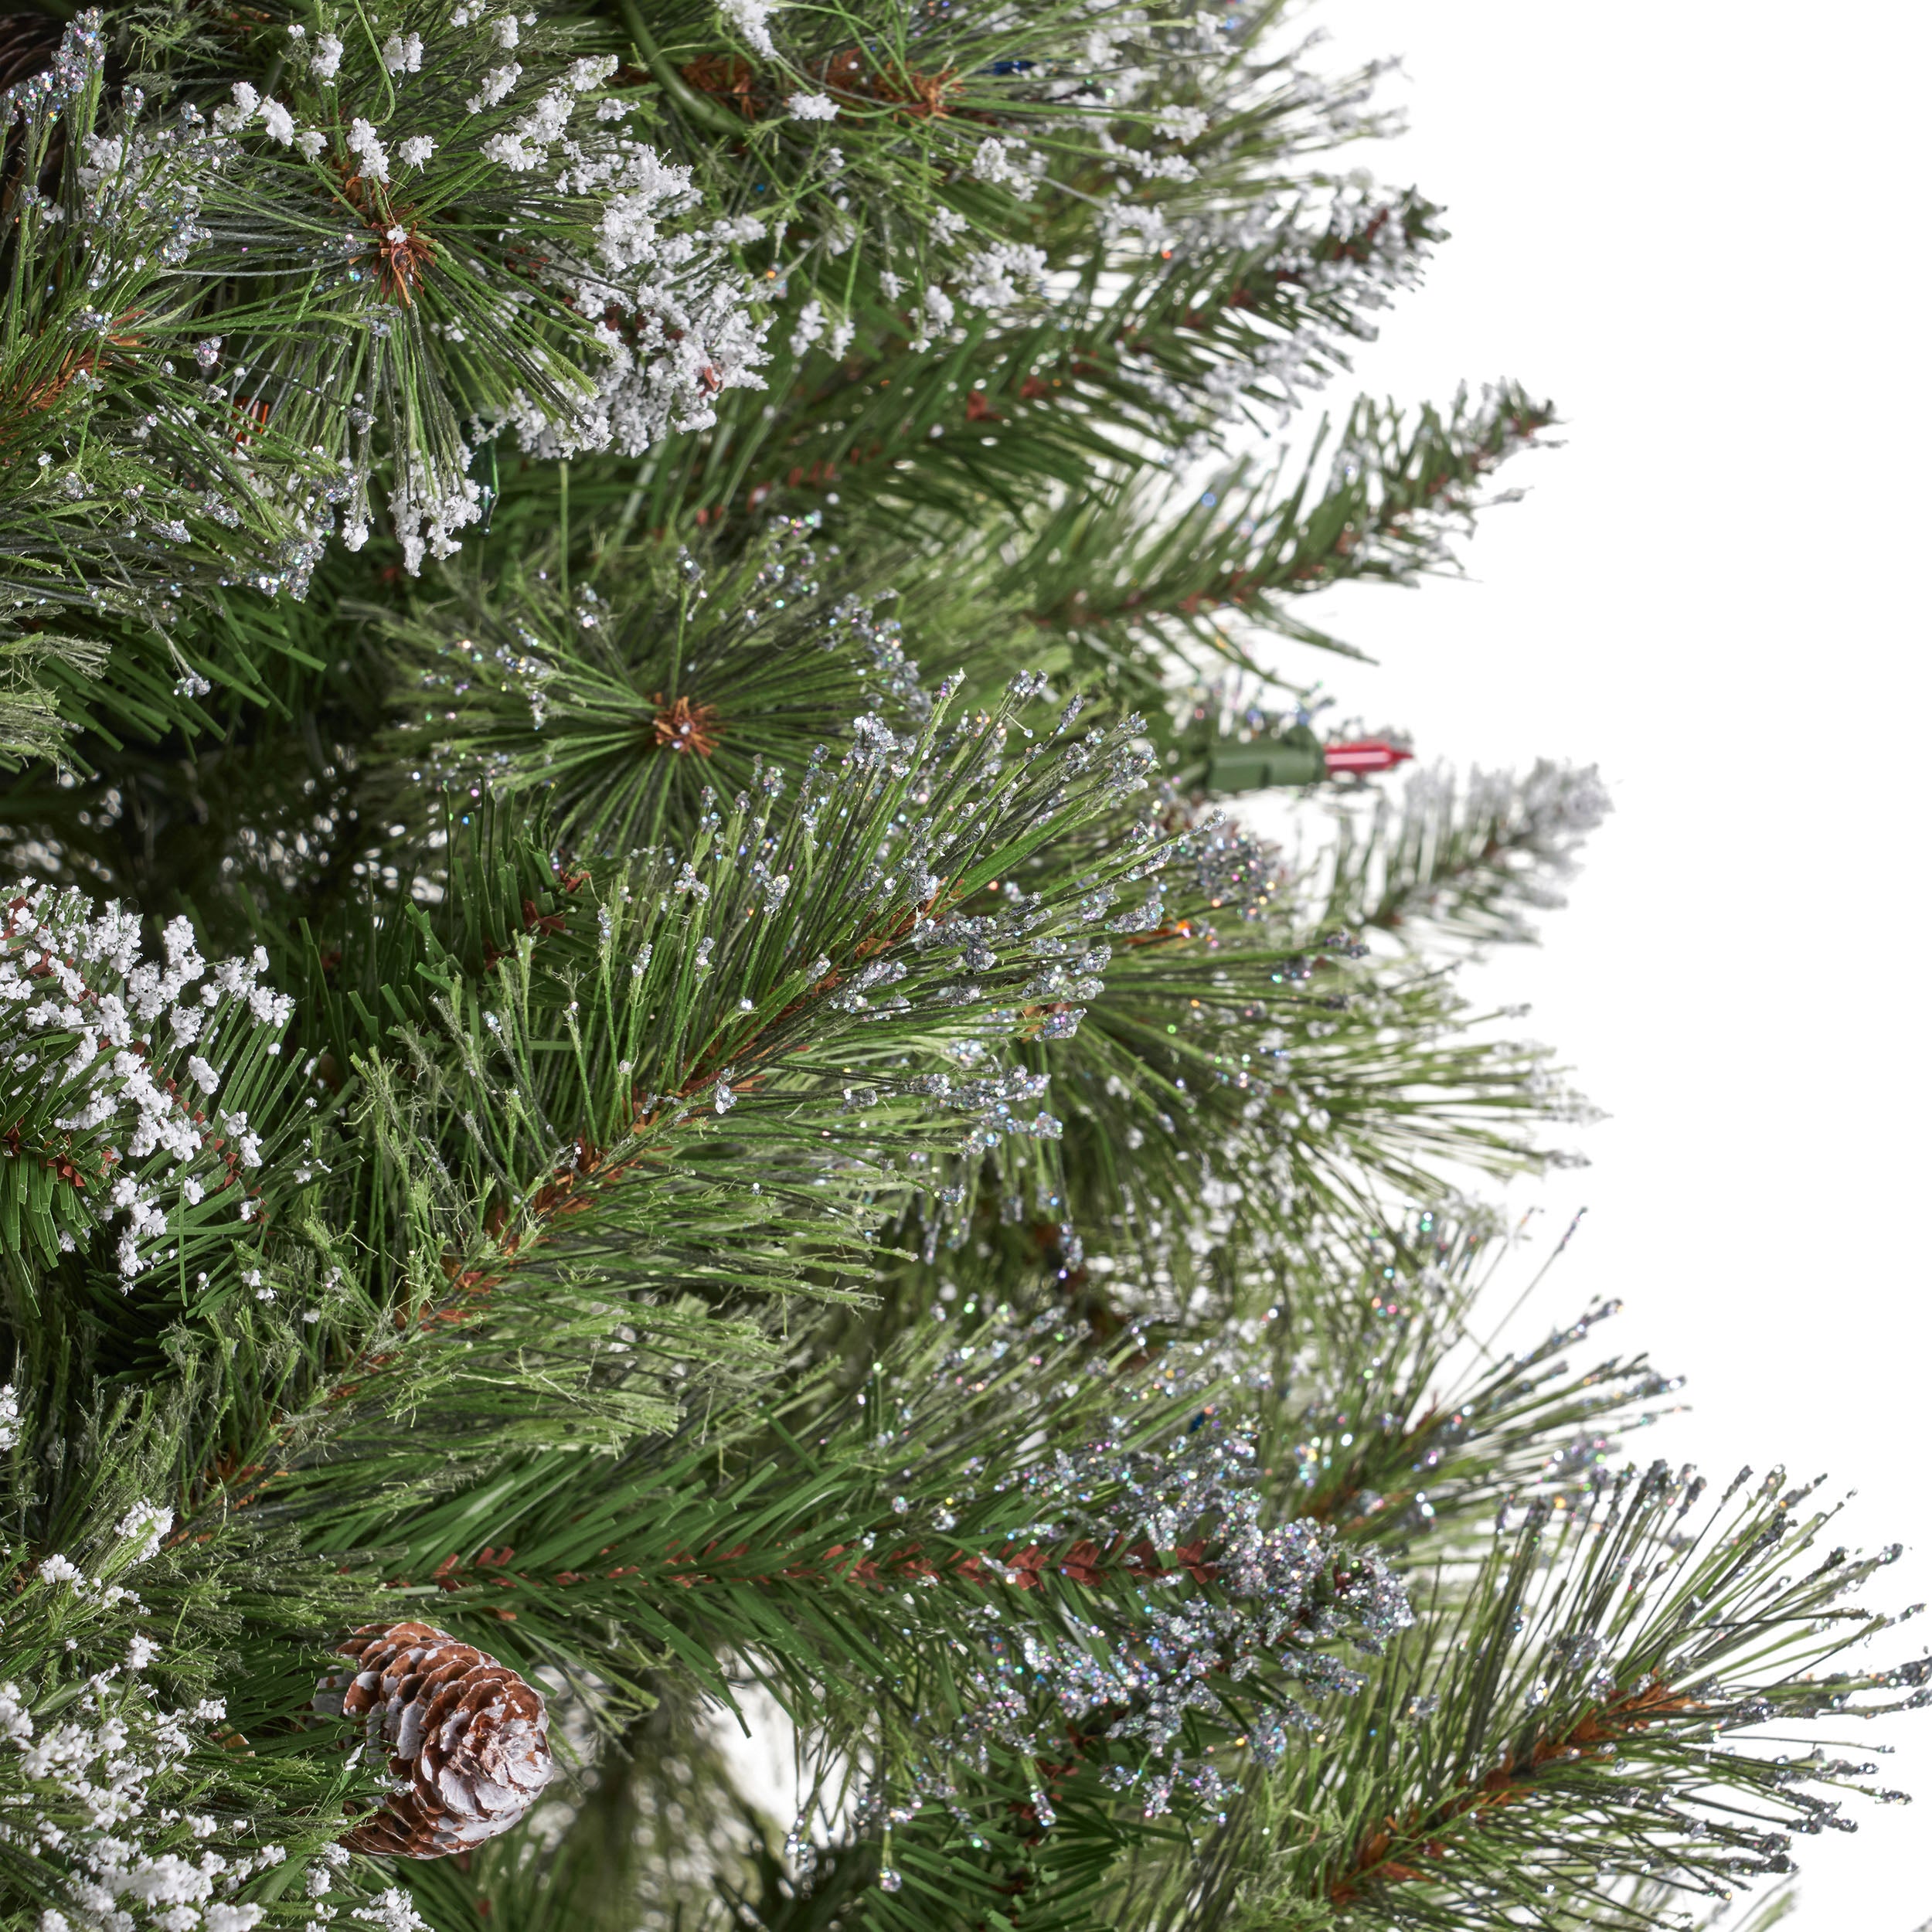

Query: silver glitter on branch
888;1384;1411;1826
0;886;292;1284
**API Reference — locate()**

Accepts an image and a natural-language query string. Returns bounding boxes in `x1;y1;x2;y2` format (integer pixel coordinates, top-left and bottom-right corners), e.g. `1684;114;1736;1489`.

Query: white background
1256;2;1932;1923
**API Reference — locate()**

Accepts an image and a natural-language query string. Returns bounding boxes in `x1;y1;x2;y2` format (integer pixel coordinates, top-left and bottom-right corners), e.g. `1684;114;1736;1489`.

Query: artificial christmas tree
0;4;1920;1930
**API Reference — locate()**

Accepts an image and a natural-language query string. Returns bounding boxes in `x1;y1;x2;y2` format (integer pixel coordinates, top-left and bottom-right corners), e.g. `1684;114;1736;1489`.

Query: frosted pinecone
314;1620;553;1857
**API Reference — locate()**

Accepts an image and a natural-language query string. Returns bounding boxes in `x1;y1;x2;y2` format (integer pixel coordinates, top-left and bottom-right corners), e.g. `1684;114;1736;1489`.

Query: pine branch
0;1379;392;1924
162;681;1173;1505
1103;1467;1925;1932
621;186;1454;543
1318;761;1613;950
565;0;1438;545
371;520;934;860
1019;385;1553;668
311;1317;1406;1929
0;25;336;764
1003;808;1587;1266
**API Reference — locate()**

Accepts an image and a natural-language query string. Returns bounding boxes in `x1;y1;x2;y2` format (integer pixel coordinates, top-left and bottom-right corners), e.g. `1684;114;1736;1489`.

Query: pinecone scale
314;1620;553;1858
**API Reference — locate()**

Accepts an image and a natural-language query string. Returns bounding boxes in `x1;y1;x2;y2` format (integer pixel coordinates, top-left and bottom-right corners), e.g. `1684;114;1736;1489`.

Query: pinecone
313;1621;553;1858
